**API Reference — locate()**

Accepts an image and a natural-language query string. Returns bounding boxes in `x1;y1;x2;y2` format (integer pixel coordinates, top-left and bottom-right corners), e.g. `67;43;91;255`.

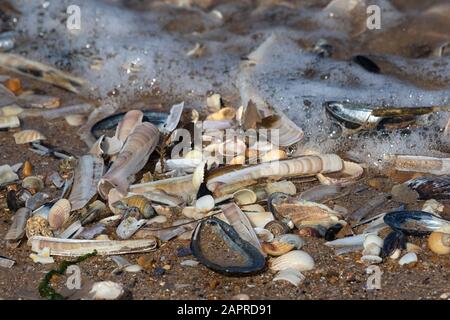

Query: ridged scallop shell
233;189;257;205
48;199;71;229
270;250;315;272
22;176;44;192
13;130;46;144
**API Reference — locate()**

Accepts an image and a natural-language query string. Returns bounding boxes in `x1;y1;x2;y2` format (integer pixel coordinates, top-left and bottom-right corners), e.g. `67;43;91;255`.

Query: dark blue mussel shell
91;110;168;138
381;230;406;258
190;217;266;275
384;210;450;236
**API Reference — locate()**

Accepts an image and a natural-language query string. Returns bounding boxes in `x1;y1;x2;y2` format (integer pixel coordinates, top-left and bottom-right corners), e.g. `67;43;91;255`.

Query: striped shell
48;199;71;229
13;130;46;144
270;250;315;272
22;176;44;191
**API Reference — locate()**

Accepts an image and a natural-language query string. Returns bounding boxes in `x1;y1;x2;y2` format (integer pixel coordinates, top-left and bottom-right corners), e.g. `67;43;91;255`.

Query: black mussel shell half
324;223;344;241
190;217;266;275
352;55;380;74
406;176;450;201
91;110;168;138
384;211;450;236
381;230;406;258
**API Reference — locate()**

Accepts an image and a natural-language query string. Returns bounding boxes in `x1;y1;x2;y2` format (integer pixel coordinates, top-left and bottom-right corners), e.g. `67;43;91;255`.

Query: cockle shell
428;232;450;255
233;189;257;205
13;130;46;144
48;199;71;229
206;107;236;121
1;105;23;116
22;176;44;192
270;250;315;272
0;115;20;129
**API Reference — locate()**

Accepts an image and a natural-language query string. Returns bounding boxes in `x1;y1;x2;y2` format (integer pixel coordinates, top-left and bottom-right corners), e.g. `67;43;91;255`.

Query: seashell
22;160;32;177
0;164;19;184
26;215;53;238
230;155;245;165
95;235;110;241
241;204;266;212
406;175;450;200
30;251;55;265
389;155;450;175
270;250;315;272
262;241;294;256
317;161;364;186
207;154;343;193
276;234;304;249
398;252;418;266
325;234;366;247
236;106;244;123
98;122;159;198
207;107;236;121
428;232;450;255
114;110;143;143
89;135;105;157
69;154;104;211
202;120;234;131
421;199;444;216
123;264;143;273
0;115;20;129
5;207;31;241
195;195;215;213
77;223;106;240
244;211;274;228
364;234;383;249
58;220;83;239
48;199;71;229
216;137;246;157
32;203;52;220
29;236;157;257
362;243;381;256
13;130;46;144
254;227;274;242
116;217;146;240
121;195;155;219
259;112;304;147
1;105;23;117
147;215;168;225
25;192;49;210
389;248;402;260
265;180;296;196
47;171;64;189
361;255;382;264
102;137;122;156
89;281;125;300
273;269;305;287
182;206;197;219
19;94;58;108
108;188;125;214
22;176;44;192
381;230;406;258
190;217;266;275
299;185;341;202
350;194;390;223
64;114;86;126
261;149;286;163
161;102;184;134
264;220;290;237
180;260;199;267
206;93;222;112
384;211;450;236
184;149;203;160
233;189;257;205
164;158;202;173
406;243;422;254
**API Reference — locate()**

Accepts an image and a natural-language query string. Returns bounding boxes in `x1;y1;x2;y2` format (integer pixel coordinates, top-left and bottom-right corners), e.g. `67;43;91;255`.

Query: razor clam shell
19;103;94;119
18;93;60;109
28;236;157;257
317;161;364;186
0;115;20;129
325;234;366;247
349;194;390;223
58;220;83;239
114;110;143;143
221;203;263;254
68;154;104;211
0;164;19;185
98;122;159;198
202;120;234;130
207;154;343;193
0;53;86;94
389;155;450;175
162;101;184;134
13;130;46;144
5;208;31;241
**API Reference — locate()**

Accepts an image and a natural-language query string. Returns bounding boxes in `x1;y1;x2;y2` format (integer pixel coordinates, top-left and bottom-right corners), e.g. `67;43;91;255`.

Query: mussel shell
384;211;450;236
406;176;450;200
381;230;406;258
190;217;266;275
324;223;344;241
91;111;168;139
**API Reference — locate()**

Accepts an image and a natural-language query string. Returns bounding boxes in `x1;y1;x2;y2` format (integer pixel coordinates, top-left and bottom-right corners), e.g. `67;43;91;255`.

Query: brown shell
22;160;32;177
48;199;71;229
264;220;290;237
262;241;294;256
26;215;53;238
13;130;46;144
273;201;339;229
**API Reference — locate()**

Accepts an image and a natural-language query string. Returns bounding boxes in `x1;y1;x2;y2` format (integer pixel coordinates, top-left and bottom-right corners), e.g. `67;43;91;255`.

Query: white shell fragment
195;195;215;213
13;130;46;144
0;115;20;129
273;268;305;287
180;260;199;267
89;281;125;300
399;252;418;266
270;250;315;272
0;164;19;184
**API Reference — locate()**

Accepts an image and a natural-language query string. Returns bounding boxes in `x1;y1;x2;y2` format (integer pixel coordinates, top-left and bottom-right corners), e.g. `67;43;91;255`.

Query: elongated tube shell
98;122;159;198
390;155;450;175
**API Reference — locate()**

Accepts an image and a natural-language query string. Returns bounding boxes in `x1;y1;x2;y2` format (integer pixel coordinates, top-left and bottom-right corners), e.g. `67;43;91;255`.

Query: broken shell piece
116;217;146;240
65;114;86;126
398;252;418;266
364;234;383;249
22;176;44;192
1;105;23;116
389;248;402;260
5;207;31;241
262;241;294;256
277;234;304;249
206;107;236;121
362;243;381;256
195;195;215;213
89;281;125;300
428;232;450;255
22;160;32;178
406;242;422;254
273;269;305;287
422;199;444;216
48;199;71;229
254;227;274;242
0;164;19;184
19;93;60;109
0;115;20;129
30;247;55;264
180;260;199;267
270;250;315;272
261;149;287;163
114;110;144;143
103;136;123;156
13;130;46;144
230;155;246;165
361;255;382;264
233;189;257;205
206;93;222;112
265;180;296;195
244;211;274;228
317;161;363;186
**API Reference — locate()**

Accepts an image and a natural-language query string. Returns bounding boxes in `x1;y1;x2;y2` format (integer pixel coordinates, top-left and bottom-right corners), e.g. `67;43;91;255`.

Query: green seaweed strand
38;250;98;300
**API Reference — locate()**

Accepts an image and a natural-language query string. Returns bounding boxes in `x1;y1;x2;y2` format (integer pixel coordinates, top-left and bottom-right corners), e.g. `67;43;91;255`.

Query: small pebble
176;246;192;257
153;267;165;276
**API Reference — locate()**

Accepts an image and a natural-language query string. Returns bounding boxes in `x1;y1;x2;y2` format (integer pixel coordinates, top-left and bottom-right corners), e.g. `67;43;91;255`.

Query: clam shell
65;114;86;126
233;189;257;205
262;241;294;256
195;195;215;213
273;269;305;287
22;176;44;192
270;250;315;272
265;181;296;196
90;281;125;300
0;115;20;129
398;252;418;266
48;199;71;229
428;232;450;255
361;255;382;264
364;234;383;249
13;130;46;144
